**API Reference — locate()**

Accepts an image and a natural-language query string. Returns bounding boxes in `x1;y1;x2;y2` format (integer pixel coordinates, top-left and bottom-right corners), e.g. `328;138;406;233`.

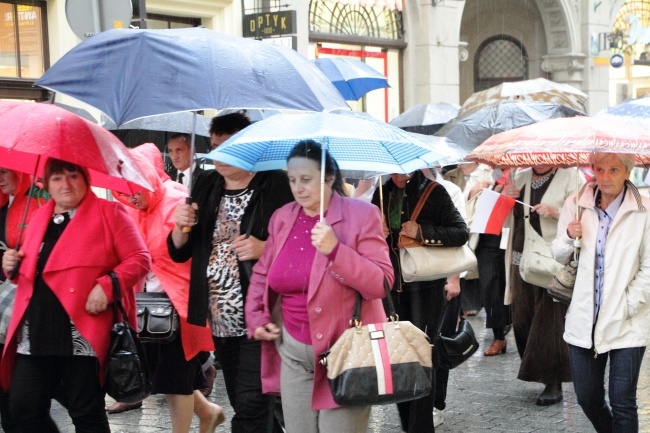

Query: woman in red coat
245;140;394;433
114;143;224;433
1;158;151;433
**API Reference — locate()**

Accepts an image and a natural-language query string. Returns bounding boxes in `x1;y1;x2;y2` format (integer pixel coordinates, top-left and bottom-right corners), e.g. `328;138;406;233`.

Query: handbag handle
397;182;438;248
109;271;131;326
409;182;438;224
350;279;396;326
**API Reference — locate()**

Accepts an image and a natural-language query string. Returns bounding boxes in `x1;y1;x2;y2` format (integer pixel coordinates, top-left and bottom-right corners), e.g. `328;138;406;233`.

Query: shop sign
610;54;624;68
243;11;296;38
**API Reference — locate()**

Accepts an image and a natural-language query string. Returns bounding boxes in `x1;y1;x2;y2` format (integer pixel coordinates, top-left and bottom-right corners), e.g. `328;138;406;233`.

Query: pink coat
1;192;151;389
245;193;394;410
115;143;214;360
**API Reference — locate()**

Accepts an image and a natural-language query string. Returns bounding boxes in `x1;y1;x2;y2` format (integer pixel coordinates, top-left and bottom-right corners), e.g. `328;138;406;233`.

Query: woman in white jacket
552;153;650;433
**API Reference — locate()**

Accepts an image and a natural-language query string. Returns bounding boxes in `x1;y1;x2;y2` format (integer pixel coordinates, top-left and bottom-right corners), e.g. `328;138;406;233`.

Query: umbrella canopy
389;102;460;135
467;116;650;167
205;112;454;178
460;78;588;116
595;97;650;130
101;112;212;137
435;101;584;154
35;27;349;126
312;57;390;101
0;101;152;194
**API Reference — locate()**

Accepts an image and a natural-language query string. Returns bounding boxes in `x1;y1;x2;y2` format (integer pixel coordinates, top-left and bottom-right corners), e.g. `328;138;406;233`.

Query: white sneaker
433;409;444;428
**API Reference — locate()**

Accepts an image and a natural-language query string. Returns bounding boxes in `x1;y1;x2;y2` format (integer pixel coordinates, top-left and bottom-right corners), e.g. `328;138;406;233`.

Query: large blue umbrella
312;58;389;101
206;112;453;177
595;97;650;130
36;27;349;126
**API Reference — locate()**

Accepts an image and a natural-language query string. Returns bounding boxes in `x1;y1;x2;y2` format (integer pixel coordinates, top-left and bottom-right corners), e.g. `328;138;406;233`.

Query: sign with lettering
243;11;296;38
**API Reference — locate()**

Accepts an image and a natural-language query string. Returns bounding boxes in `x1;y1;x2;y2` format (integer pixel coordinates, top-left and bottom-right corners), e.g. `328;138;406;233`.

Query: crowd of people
0;109;647;433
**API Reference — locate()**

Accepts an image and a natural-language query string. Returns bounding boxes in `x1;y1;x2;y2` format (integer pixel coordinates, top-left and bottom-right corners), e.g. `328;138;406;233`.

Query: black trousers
393;282;447;433
476;234;510;333
213;335;282;433
10;355;109;433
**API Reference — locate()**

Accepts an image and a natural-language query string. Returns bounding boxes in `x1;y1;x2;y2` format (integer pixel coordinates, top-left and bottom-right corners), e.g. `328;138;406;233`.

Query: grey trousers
277;327;371;433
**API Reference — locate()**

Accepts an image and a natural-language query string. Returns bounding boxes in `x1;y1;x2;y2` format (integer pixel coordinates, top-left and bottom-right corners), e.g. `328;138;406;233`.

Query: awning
322;0;403;12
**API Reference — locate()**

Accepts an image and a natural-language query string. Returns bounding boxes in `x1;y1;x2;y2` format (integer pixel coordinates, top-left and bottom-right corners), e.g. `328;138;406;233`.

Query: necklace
531;175;552;190
52;208;76;224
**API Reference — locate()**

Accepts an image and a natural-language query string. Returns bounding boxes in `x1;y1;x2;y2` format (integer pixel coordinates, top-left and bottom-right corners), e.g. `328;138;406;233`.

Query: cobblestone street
20;310;650;432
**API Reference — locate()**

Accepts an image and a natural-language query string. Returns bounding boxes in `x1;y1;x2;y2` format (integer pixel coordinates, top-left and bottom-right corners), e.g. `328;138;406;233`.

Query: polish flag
470;189;516;235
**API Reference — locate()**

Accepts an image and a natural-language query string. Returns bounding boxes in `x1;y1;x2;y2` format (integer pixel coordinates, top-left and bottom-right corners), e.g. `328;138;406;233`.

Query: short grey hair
588;153;635;172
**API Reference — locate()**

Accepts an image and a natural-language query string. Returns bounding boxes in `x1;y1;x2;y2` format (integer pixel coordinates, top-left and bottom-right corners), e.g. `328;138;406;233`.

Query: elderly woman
1;158;151;433
245;140;394;433
114;143;223;433
169;133;293;433
372;170;468;433
552;153;650;433
502;165;583;406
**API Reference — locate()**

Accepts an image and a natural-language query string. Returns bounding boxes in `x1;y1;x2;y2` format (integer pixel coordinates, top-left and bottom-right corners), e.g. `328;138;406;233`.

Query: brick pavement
11;310;650;432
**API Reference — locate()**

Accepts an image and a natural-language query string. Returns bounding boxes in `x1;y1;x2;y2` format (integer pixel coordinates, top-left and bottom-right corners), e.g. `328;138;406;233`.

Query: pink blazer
245;193;394;410
1;192;151;389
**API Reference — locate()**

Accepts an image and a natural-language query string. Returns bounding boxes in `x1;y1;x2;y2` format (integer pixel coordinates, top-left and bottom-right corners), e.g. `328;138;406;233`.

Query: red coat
1;171;47;249
115;143;214;360
245;193;394;410
1;191;151;389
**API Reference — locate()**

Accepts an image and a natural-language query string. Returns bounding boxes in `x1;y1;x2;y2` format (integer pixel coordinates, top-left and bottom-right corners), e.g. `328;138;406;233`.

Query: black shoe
536;382;562;406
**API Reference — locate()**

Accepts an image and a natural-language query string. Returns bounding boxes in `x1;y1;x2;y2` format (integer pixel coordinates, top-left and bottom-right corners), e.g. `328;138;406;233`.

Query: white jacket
552;181;650;354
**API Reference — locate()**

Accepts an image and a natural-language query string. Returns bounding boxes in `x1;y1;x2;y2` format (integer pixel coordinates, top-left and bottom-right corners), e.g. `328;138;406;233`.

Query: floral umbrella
467;116;650;168
459;78;588;117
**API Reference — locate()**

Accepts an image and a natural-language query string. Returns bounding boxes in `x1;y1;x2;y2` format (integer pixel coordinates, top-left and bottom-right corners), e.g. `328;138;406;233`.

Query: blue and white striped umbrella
206;112;455;178
596;97;650;130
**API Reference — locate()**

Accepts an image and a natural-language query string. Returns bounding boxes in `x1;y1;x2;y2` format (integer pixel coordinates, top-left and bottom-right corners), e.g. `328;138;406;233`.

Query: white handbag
518;187;562;288
398;182;477;283
399;243;477;282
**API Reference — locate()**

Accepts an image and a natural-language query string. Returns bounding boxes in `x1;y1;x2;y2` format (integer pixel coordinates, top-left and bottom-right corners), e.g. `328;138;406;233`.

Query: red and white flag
470;189;516;235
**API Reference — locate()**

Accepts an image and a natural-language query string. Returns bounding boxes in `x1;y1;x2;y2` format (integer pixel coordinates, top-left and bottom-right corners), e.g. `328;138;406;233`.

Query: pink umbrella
467;116;650;168
0;101;152;194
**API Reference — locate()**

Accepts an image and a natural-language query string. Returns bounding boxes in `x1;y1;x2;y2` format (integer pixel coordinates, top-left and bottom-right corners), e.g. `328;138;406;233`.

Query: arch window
474;35;528;92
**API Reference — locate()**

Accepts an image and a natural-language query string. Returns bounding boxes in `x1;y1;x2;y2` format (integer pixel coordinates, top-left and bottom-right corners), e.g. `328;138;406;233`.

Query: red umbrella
0;101;152;194
467;116;650;168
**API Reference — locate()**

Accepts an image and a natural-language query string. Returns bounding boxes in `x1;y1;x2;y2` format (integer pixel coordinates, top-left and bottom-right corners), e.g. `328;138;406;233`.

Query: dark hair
43;158;90;191
168;133;191;148
210;112;252;136
287;140;346;196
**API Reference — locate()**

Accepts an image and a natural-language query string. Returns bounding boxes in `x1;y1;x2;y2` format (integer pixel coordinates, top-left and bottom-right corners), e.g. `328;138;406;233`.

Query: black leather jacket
372;171;468;291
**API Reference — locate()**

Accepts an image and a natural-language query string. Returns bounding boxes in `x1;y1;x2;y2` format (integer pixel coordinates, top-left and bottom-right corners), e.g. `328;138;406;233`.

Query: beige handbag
398;182;477;282
518;186;562;288
320;281;432;406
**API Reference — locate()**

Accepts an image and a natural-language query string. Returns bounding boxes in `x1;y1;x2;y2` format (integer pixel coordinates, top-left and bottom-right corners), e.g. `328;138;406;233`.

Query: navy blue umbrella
312;58;389;101
36;28;349;126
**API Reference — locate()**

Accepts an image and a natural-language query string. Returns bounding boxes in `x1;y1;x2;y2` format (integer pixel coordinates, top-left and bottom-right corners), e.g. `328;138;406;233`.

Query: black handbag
435;317;480;370
135;292;179;344
106;272;151;404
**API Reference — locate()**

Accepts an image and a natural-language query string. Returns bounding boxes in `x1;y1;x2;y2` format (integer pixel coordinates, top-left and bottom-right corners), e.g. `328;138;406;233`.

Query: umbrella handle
9;260;20;281
182;196;193;233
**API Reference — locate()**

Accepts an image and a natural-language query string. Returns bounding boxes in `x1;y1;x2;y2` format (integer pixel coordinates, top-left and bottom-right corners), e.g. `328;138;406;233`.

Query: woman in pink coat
1;158;151;433
245;140;394;433
113;143;223;433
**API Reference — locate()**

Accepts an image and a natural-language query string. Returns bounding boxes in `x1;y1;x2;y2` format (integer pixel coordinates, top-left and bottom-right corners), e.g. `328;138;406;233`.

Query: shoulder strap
409;182;439;223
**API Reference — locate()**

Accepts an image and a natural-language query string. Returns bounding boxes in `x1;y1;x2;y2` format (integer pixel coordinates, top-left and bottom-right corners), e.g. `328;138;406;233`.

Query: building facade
1;0;647;118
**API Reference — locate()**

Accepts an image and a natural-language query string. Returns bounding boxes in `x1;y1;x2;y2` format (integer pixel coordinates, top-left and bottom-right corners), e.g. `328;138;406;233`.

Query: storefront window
0;2;45;79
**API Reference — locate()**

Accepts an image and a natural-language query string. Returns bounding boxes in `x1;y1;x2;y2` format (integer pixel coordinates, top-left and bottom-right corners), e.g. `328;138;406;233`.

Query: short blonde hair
588;153;634;172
